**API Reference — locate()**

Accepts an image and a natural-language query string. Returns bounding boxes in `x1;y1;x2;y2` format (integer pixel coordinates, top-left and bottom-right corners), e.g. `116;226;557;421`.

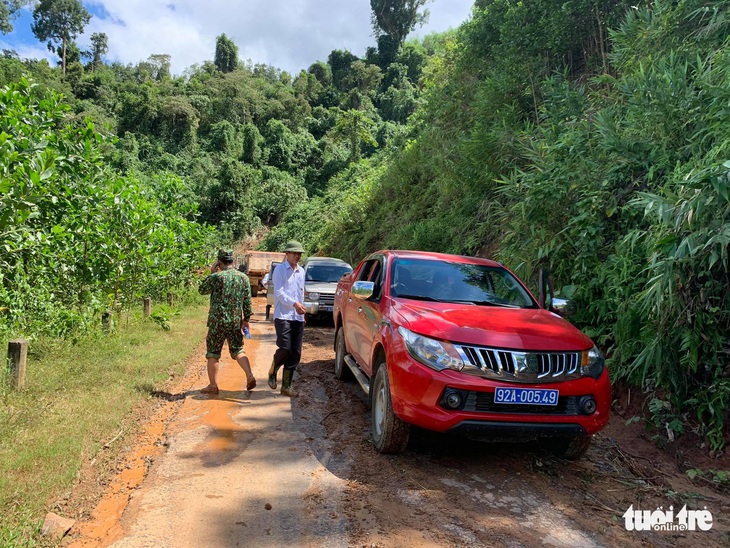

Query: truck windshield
306;264;353;283
390;259;537;308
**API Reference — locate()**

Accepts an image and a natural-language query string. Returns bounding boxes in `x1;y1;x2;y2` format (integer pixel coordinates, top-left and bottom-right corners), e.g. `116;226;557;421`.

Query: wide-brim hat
217;248;234;262
283;240;305;253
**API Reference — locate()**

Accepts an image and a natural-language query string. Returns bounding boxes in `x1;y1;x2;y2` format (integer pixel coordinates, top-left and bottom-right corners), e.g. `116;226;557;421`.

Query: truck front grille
455;344;582;383
319;294;335;306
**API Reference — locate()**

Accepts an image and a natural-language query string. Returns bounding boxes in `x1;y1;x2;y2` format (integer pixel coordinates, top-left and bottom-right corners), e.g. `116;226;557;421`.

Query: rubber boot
280;369;299;398
268;359;282;390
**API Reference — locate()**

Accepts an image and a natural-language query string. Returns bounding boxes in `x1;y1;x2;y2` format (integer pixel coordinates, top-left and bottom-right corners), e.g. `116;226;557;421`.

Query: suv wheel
371;362;410;454
334;328;352;381
544;435;592;460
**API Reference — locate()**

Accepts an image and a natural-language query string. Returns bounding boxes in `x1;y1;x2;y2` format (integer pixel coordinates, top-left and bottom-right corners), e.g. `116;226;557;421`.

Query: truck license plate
321;305;333;312
494;387;559;406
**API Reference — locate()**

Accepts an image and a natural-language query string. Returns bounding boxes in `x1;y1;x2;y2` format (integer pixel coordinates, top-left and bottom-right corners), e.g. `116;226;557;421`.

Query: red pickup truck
333;250;610;458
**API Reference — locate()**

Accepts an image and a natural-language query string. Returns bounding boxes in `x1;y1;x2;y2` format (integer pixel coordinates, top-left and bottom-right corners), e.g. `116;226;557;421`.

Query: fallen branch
103;428;124;449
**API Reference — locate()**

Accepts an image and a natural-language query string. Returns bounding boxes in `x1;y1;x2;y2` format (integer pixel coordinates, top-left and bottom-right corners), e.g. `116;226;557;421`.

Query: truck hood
392;299;593;352
304;282;337;295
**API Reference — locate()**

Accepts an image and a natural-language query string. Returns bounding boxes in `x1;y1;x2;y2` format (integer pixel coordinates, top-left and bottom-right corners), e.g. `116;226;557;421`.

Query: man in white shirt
268;241;306;397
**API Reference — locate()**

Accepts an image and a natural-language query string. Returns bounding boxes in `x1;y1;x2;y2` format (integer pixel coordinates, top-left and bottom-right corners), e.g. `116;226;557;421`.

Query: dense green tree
87;32;108;71
342;60;383;94
395;40;426;82
31;0;91;74
54;39;81;69
208;119;240;156
252;166;308;225
144;54;172;81
308;61;332;86
214;33;238;73
201;159;261;238
370;0;430;49
378;80;418;123
375;34;399;68
157;95;199;151
0;0;30;33
327;49;358;91
241;122;265;165
329;109;377;161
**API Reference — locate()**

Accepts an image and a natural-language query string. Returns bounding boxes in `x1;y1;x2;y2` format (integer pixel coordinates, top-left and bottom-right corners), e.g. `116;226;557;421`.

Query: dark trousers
273;319;304;371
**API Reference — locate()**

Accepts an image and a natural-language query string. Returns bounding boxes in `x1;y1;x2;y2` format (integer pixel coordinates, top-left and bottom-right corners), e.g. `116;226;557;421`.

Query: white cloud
6;0;474;76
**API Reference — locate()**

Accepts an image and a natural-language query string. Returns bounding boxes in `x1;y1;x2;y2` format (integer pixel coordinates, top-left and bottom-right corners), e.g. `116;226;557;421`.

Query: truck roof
304;256;350;265
368;249;503;268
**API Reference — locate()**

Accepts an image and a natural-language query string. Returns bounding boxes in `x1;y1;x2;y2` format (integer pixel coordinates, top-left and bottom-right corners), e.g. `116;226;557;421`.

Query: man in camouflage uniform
198;249;256;394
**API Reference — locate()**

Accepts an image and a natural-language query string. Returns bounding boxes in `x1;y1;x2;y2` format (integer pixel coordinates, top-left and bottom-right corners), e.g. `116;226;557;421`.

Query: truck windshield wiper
396;294;439;302
444;299;521;308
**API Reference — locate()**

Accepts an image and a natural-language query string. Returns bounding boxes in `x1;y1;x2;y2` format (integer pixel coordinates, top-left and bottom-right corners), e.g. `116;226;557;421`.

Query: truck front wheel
371;363;410;454
334;328;352;381
543;435;592;460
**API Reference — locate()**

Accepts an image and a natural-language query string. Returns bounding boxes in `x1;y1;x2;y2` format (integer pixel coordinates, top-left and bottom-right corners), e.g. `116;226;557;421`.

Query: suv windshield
390;258;537;308
305;264;352;283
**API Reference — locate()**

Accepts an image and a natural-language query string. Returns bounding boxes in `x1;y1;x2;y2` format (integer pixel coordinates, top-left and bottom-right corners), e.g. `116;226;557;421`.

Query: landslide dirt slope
65;297;729;548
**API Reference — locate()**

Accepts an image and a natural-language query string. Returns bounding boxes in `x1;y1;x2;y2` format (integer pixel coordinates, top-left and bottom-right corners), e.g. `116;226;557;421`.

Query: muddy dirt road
67;297;729;547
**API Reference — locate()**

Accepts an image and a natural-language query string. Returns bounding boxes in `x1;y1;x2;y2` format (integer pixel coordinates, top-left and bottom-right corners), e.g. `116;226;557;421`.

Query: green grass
0;295;209;546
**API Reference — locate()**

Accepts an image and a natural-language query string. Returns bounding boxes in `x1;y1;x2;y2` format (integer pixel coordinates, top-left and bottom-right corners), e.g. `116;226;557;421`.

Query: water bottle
243;326;252;339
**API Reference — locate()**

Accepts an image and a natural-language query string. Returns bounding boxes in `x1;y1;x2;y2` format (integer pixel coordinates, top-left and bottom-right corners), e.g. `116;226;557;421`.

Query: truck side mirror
550;297;575;317
352;281;375;300
539;269;575;317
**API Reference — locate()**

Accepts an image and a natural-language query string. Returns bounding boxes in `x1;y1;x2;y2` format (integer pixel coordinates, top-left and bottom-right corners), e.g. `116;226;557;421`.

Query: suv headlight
398;327;464;372
581;345;605;379
305;292;319;302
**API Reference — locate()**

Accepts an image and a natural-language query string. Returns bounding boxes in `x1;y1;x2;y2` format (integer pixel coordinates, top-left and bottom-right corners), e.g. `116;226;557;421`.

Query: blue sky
1;0;474;76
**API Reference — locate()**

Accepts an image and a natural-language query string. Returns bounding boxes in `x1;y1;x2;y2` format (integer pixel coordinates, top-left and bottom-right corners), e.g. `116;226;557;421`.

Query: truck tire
371;363;410;454
544;435;592;460
334;328;353;381
251;285;258;297
265;305;271;320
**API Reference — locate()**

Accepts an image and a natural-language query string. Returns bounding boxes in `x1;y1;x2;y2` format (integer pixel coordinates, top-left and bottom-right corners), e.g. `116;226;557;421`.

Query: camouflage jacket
198;267;253;328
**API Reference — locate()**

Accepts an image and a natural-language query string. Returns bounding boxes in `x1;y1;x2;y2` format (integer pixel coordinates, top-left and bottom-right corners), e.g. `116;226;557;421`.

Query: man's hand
210;260;221;273
294;302;307;315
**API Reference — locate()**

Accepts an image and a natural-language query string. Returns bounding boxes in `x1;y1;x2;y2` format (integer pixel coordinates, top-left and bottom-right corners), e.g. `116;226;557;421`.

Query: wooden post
167;292;175;307
8;339;27;391
143;297;151;317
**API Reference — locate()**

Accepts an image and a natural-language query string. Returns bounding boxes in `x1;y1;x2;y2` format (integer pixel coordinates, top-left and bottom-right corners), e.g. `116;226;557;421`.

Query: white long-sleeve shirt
273;260;305;321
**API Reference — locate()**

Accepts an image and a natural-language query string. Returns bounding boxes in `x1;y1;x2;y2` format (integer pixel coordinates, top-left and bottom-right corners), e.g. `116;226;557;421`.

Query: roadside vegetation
0;294;208;546
0;0;728;542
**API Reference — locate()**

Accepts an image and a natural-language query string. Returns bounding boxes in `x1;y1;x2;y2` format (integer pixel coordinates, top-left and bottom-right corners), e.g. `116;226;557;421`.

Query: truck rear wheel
371;363;410;454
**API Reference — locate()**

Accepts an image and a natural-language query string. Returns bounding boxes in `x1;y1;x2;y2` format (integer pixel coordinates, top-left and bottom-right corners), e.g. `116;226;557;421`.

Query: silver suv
303;257;352;319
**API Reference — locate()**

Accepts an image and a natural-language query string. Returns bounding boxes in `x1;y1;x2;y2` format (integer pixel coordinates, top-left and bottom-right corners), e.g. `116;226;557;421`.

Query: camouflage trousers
205;324;244;359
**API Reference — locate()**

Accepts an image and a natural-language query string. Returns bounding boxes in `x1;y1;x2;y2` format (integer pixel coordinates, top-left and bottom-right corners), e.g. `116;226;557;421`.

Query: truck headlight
398;327;464;372
581;345;605;379
305;292;319;302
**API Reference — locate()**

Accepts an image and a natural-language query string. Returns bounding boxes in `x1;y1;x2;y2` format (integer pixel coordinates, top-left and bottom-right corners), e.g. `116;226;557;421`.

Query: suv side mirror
352;281;375;299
